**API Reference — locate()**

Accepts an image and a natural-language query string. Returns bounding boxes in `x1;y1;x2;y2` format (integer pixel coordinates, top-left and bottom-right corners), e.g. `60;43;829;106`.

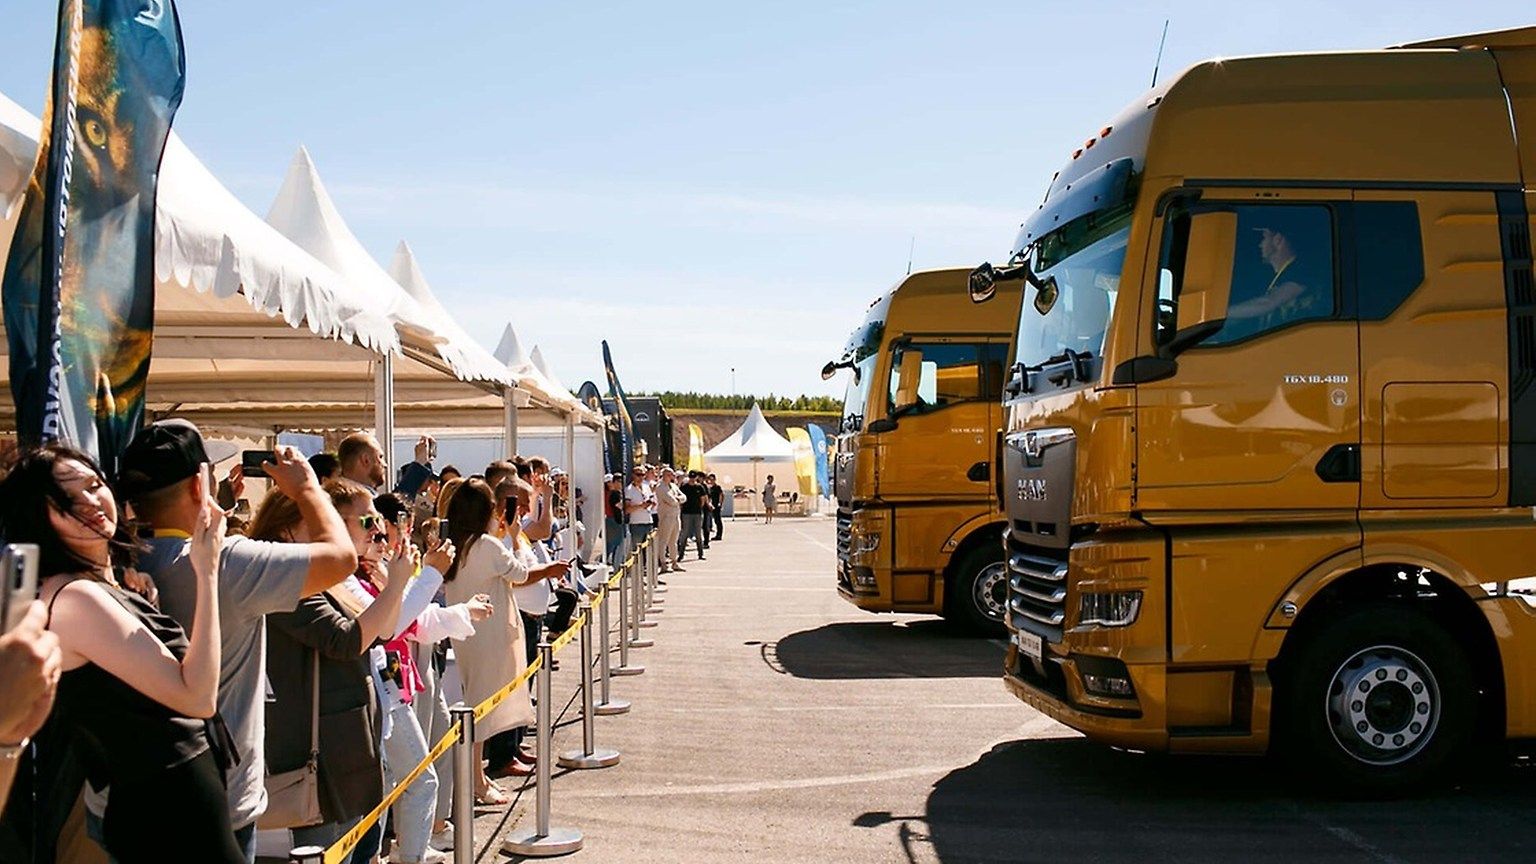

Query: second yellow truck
826;268;1020;633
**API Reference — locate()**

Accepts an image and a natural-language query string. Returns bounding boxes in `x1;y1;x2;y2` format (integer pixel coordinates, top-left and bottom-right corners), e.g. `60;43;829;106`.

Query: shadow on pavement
767;620;1003;680
870;737;1536;863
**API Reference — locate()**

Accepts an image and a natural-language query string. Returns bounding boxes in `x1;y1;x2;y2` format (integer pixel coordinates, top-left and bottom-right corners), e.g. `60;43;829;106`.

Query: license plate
1014;629;1043;663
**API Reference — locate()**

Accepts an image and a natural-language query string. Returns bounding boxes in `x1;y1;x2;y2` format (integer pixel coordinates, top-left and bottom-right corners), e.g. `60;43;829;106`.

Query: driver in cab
1224;224;1322;333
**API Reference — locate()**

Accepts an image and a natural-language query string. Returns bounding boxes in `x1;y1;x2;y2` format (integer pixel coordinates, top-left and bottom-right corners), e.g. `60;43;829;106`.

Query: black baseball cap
117;419;237;499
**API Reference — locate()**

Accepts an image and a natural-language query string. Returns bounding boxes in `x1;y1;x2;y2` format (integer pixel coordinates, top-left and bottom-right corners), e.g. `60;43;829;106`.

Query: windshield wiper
1043;349;1095;387
1004;361;1041;397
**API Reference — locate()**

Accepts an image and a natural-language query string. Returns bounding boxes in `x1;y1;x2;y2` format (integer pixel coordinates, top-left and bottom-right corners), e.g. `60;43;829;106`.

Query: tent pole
374;353;395;480
564;413;577;556
503;387;519;458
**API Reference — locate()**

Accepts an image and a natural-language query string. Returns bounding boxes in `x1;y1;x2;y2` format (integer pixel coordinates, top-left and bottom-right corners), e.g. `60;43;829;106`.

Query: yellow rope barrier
323;719;462;864
321;536;653;862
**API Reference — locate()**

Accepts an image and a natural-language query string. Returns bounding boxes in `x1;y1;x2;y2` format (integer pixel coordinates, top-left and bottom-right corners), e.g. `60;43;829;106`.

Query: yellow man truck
825;268;1020;632
968;27;1536;790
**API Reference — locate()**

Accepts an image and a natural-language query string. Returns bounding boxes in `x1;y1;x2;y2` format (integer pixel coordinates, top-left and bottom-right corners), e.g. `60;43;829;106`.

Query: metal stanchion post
503;642;583;856
288;847;324;863
654;532;668;595
614;561;645;674
652;531;667;601
595;586;634;707
630;541;655;648
642;537;662;623
559;601;622;768
450;704;475;864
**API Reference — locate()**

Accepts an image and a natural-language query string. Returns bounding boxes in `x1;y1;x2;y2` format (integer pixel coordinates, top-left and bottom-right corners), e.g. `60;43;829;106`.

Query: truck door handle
1315;444;1360;483
967;462;990;482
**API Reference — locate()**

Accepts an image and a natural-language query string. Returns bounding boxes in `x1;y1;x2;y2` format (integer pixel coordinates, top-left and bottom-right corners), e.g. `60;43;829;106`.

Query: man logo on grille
1016;478;1048;501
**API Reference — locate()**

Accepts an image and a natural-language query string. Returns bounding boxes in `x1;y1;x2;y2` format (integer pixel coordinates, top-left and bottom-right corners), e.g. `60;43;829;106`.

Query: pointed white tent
704;404;796;460
530;346;560;389
266;147;509;385
0;91;417;436
1;93;396;355
704;404;798;512
388;241;548;408
387;241;459;334
529;344;583;407
495;324;574;410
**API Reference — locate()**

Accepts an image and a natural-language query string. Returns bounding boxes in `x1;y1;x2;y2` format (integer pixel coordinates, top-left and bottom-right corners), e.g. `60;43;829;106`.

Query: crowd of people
603;465;726;573
0;420;604;864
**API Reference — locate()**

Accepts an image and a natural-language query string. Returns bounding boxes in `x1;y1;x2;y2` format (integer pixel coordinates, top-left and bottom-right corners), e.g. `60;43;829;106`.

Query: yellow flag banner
688;422;705;471
787;427;817;497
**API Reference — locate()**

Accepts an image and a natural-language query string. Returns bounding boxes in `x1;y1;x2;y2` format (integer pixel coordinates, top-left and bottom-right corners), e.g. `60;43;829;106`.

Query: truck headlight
852;533;881;555
1078;591;1142;628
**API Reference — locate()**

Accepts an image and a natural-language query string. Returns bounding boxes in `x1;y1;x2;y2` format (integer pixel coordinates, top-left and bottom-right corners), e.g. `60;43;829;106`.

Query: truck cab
974;27;1536;791
828;268;1020;632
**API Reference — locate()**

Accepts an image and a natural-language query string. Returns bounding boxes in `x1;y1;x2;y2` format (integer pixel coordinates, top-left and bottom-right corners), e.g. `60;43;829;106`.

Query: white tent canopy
0;92;420;437
529;344;584;407
265;147;509;386
704;404;796;461
1;92;397;355
703;404;797;512
0;93;602;446
495;323;585;415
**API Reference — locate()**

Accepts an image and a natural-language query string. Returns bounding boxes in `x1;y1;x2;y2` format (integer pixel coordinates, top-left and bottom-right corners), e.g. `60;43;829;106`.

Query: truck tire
945;545;1008;636
1275;601;1475;795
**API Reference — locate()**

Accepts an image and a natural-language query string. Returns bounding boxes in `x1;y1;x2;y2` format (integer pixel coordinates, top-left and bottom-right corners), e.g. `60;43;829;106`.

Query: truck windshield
1013;213;1131;374
840;354;878;432
836;310;885;433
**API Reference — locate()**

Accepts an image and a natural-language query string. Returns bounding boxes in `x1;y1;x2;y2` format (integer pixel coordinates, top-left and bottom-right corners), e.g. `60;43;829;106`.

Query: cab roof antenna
906;235;916;275
1151;19;1170;88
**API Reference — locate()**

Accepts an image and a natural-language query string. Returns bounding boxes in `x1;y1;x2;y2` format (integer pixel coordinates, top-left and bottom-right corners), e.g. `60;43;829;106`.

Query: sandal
475;784;510;806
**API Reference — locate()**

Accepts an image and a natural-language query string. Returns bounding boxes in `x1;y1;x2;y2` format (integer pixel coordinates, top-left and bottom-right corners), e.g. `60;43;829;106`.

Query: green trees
633;391;842;412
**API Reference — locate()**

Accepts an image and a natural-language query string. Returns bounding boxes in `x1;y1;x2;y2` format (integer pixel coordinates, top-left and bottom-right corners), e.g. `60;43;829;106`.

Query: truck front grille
836;510;852;562
1006;534;1067;643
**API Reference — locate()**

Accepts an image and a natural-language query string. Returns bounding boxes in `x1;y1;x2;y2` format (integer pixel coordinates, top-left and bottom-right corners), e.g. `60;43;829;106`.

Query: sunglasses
359;513;385;532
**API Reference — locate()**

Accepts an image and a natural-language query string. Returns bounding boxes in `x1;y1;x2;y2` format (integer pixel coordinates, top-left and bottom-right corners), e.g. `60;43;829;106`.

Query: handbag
258;650;323;829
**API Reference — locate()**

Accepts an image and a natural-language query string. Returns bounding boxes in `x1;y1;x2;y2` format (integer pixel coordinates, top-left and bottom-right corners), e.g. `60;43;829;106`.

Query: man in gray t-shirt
119;421;359;858
138;533;311;831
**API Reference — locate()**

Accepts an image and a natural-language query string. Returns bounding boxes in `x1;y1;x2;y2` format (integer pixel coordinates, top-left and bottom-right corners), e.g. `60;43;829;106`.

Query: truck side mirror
893;347;925;414
1167;210;1237;355
969;263;998;303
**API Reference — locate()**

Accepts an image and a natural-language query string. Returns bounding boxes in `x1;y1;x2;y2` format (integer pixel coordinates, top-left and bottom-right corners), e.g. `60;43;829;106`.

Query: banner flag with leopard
2;0;185;476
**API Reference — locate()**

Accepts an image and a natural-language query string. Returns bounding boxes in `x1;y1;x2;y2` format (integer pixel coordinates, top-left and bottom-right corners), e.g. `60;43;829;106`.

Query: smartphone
428;439;438;461
1;544;40;633
241;450;277;475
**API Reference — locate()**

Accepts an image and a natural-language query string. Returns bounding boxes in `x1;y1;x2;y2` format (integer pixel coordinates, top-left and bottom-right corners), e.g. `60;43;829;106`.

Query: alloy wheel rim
1324;644;1440;766
974;562;1009;623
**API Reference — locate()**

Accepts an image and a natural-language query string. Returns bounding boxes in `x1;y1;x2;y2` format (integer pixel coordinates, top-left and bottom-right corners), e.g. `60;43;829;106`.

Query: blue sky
1;2;1530;399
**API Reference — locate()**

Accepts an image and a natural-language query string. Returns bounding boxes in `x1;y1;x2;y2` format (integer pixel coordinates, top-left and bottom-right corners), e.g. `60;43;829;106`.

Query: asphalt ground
459;515;1536;863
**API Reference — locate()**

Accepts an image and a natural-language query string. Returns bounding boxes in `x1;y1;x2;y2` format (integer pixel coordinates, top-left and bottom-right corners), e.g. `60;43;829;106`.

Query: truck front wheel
945;545;1007;636
1276;602;1475;795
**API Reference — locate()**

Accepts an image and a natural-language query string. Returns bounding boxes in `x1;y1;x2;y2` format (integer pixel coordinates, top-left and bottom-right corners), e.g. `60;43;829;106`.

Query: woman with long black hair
0;444;242;863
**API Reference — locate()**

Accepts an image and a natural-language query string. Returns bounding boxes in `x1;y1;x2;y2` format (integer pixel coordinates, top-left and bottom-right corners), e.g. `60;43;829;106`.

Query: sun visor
1014;158;1135;257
